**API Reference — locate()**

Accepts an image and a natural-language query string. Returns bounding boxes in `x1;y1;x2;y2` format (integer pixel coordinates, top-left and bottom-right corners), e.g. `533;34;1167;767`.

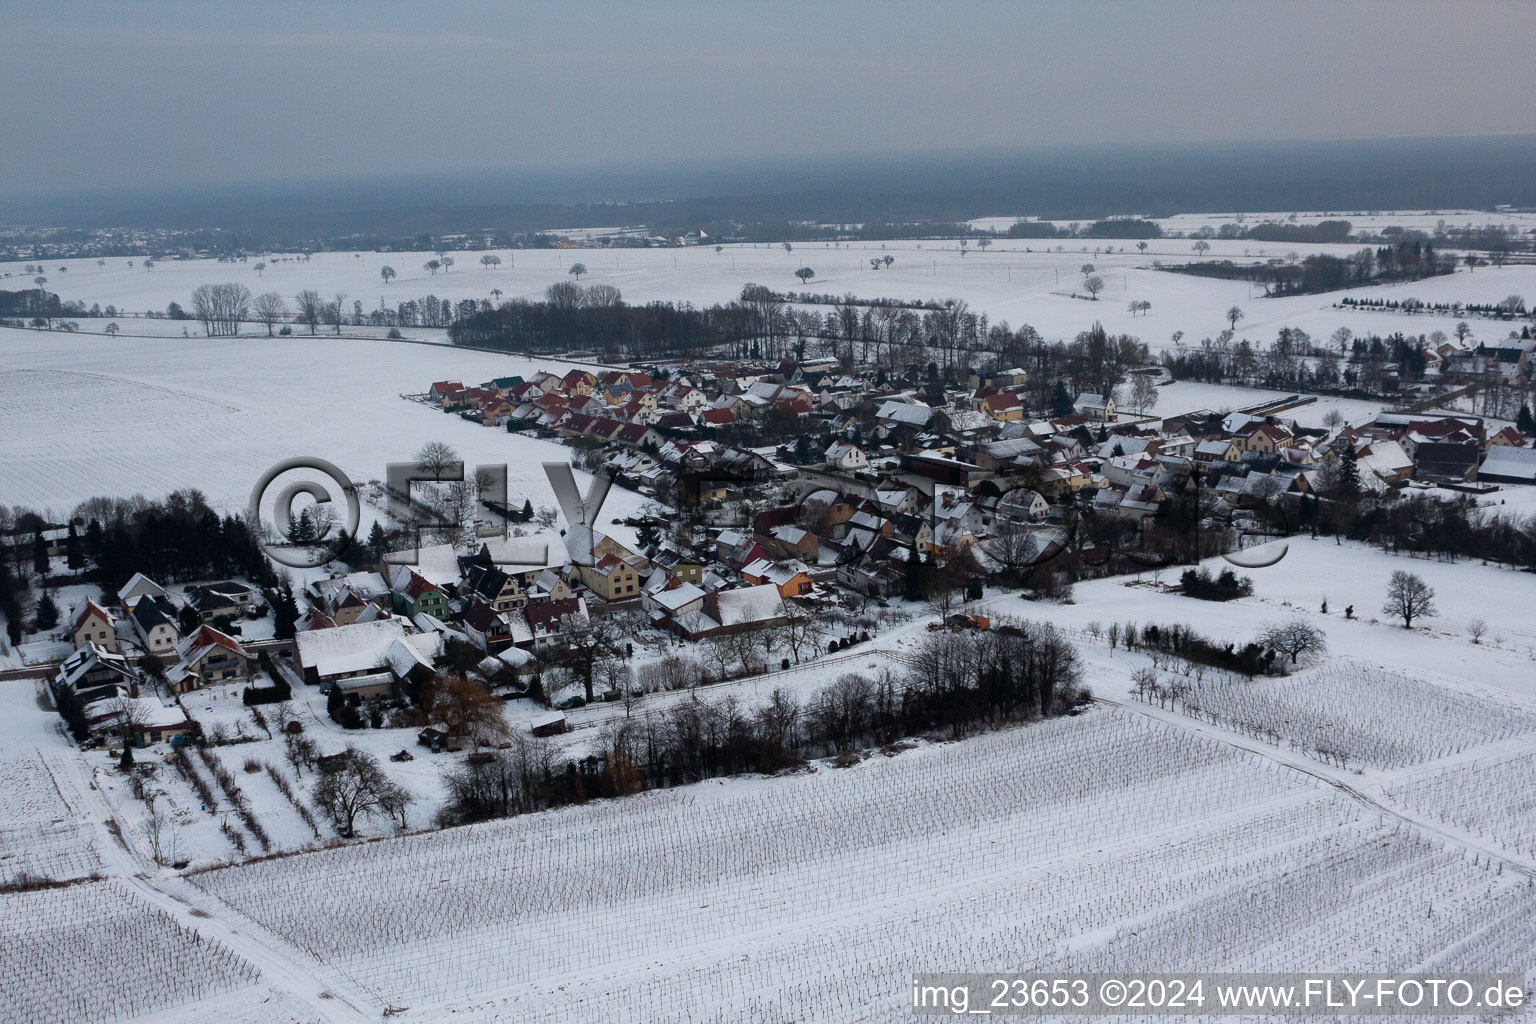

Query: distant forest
4;136;1535;253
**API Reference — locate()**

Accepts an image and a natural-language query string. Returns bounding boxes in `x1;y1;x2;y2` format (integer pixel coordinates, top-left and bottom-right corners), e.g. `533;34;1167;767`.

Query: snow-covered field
6;230;1534;356
0;327;648;549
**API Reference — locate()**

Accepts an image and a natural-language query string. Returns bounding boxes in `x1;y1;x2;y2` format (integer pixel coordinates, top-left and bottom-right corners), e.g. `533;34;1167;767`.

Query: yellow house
980;392;1024;422
578;553;640;601
1238;422;1293;454
71;598;118;653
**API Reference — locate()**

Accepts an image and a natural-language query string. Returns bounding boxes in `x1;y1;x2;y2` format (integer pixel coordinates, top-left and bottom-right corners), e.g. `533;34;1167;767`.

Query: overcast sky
4;0;1534;194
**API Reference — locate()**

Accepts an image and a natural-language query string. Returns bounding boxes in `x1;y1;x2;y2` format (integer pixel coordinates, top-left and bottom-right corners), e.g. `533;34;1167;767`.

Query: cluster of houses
420;358;1535;603
54;572;268;747
40;348;1536;748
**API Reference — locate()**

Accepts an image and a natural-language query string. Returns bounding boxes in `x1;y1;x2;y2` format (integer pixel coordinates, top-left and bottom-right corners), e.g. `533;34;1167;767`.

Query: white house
1074;392;1117;423
824;440;868;471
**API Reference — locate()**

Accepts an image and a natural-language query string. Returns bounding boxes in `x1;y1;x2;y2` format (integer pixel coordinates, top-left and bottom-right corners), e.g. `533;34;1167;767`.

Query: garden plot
1386;750;1536;863
190;710;1314;1010
0;756;100;887
1146;660;1536;770
0;682;103;886
0;880;261;1024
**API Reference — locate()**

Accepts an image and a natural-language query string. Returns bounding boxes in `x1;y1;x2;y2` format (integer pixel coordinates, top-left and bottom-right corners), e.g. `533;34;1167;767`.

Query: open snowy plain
6;221;1536;355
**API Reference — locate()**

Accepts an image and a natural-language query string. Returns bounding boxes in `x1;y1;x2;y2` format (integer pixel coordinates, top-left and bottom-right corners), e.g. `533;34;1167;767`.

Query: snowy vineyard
185;706;1536;1022
192;711;1317;1010
1146;661;1536;770
1388;750;1536;862
457;816;1536;1023
0;881;260;1024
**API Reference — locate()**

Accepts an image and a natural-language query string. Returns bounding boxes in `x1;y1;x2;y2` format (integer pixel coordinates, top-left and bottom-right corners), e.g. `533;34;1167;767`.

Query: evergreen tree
32;533;49;576
119;742;134;769
35;592;59;632
273;576;299;640
65;523;84;571
1337;444;1361;498
289;508;317;543
521;498;534;522
1518;405;1534;436
367;521;387;558
1050;380;1074;417
84;518;104;566
902;540;926;601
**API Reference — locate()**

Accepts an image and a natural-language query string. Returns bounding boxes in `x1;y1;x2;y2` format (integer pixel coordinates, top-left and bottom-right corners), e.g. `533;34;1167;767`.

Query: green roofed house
488;376;525;394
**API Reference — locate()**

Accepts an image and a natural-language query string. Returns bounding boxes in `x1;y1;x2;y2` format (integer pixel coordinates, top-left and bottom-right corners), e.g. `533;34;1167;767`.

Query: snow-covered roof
652;580;708;612
117;572;168;608
496;646;536;669
713;584;786;627
876;398;933;425
384;633;440;678
296;619;410;677
1481;444;1536;482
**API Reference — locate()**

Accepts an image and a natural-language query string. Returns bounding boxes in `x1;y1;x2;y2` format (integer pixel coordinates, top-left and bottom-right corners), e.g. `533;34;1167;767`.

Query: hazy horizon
5;0;1535;195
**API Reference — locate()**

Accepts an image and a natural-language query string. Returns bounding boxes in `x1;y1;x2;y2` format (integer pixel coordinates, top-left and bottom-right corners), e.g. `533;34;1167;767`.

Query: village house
577;552;641;602
185;580;256;624
54;642;139;708
70;598;118;652
117;572;170;612
130;596;181;655
980;392;1025;422
669;584;789;640
385;565;452;619
295;618;440;689
824;440;868;471
1074;392;1117;423
165;625;255;693
740;557;815;597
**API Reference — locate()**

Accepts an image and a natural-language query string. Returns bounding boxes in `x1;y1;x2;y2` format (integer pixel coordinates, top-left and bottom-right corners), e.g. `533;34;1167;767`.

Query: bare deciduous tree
1256;618;1327;665
294;289;323;334
414;440;459;482
1383;571;1436;628
311;746;397;837
190;282;252;336
252;292;287;336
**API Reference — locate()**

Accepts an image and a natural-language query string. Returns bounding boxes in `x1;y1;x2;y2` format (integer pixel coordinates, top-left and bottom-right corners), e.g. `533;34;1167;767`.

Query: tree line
437;620;1086;825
